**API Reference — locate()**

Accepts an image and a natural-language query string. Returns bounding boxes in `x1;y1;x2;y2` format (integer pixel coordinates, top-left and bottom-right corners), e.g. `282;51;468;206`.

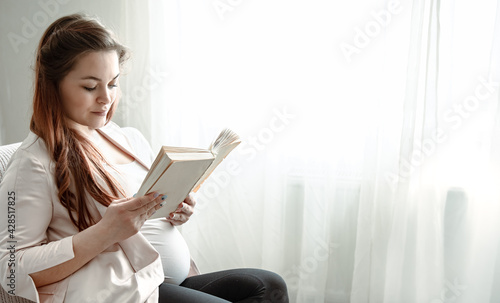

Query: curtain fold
380;0;443;302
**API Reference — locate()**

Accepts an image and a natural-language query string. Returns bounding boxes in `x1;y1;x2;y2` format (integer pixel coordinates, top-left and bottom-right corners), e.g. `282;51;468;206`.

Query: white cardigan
0;122;197;303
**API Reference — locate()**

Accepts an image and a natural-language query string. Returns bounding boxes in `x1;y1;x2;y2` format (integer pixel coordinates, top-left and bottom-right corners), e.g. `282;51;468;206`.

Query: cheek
64;94;85;113
111;89;119;102
60;88;90;117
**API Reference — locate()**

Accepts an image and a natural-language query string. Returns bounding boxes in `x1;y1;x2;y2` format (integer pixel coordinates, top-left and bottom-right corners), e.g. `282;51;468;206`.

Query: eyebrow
80;73;120;82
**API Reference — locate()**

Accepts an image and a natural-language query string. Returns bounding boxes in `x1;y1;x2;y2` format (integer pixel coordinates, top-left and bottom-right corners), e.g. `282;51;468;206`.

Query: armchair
0;142;35;303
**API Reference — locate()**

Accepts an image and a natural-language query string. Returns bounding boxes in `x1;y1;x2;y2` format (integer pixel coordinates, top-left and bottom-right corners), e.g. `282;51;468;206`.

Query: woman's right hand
29;192;164;288
99;192;164;243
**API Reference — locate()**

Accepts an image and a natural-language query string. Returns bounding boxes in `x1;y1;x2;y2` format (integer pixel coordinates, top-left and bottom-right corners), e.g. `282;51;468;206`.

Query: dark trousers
158;268;289;303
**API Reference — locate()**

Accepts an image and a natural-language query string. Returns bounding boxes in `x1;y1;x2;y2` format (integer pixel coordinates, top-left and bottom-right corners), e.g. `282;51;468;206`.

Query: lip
91;111;108;117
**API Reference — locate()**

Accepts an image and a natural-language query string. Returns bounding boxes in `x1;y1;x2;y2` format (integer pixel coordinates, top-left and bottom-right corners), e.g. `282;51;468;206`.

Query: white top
105;160;191;285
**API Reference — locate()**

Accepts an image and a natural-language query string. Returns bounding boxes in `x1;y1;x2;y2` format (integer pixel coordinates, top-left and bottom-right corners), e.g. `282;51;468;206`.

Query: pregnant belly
140;218;191;285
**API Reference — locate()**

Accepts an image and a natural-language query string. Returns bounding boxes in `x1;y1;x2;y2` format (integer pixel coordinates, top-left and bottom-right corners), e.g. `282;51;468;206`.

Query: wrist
90;220;117;249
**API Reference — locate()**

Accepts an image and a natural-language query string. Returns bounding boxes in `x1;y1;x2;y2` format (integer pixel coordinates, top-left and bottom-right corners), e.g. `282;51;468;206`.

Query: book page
209;128;241;152
192;128;241;192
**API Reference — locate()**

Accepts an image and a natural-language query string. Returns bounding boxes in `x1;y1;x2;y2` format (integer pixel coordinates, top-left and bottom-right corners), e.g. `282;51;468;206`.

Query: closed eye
84;86;97;92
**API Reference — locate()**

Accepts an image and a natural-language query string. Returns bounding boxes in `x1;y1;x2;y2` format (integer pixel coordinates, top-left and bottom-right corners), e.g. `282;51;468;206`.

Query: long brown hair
30;13;128;231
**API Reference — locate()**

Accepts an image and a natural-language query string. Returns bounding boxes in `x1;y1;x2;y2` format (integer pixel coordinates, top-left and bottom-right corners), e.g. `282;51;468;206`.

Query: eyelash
84;84;118;92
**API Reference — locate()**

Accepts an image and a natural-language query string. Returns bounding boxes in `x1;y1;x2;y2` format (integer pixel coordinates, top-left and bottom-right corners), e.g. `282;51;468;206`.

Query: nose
97;87;114;104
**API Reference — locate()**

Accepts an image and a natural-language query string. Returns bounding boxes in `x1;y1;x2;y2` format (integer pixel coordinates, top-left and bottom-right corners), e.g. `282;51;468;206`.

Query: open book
136;128;241;220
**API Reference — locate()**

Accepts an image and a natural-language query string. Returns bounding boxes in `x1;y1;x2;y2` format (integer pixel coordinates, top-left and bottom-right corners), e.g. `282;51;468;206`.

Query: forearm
29;222;115;288
27;193;162;288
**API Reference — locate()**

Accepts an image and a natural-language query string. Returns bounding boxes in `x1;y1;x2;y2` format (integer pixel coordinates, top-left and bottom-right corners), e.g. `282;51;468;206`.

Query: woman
0;13;288;303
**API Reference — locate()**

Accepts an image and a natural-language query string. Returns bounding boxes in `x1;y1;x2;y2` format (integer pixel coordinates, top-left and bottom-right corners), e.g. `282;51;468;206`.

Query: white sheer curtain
104;0;500;302
3;0;500;301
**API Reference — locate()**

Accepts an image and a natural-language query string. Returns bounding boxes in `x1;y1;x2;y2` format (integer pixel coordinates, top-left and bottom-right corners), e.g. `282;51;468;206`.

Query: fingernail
161;195;167;201
160;202;165;207
153;192;159;198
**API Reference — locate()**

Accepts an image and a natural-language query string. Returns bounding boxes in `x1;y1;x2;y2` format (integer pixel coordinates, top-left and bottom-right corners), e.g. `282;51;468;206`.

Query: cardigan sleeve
0;148;75;302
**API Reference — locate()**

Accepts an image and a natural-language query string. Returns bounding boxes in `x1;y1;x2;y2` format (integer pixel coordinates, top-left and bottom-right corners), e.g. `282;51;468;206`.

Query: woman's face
59;50;120;133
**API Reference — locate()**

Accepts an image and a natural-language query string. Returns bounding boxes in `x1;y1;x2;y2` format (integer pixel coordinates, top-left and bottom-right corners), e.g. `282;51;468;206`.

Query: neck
65;118;100;144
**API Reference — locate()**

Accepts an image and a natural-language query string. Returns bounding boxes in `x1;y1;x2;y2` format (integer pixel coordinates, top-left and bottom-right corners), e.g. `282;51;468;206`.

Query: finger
167;219;183;226
147;200;165;217
137;199;163;219
183;193;196;207
167;213;187;224
175;203;193;216
129;192;161;212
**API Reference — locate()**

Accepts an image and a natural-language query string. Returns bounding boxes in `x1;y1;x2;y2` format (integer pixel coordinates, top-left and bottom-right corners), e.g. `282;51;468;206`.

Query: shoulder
1;132;54;188
14;132;52;169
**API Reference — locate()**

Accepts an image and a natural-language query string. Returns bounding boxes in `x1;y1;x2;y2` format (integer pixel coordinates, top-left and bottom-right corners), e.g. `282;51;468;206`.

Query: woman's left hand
166;193;196;226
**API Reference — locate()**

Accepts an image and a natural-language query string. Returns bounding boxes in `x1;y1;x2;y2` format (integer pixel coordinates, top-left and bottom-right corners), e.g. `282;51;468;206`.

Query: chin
93;122;107;129
84;119;106;131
